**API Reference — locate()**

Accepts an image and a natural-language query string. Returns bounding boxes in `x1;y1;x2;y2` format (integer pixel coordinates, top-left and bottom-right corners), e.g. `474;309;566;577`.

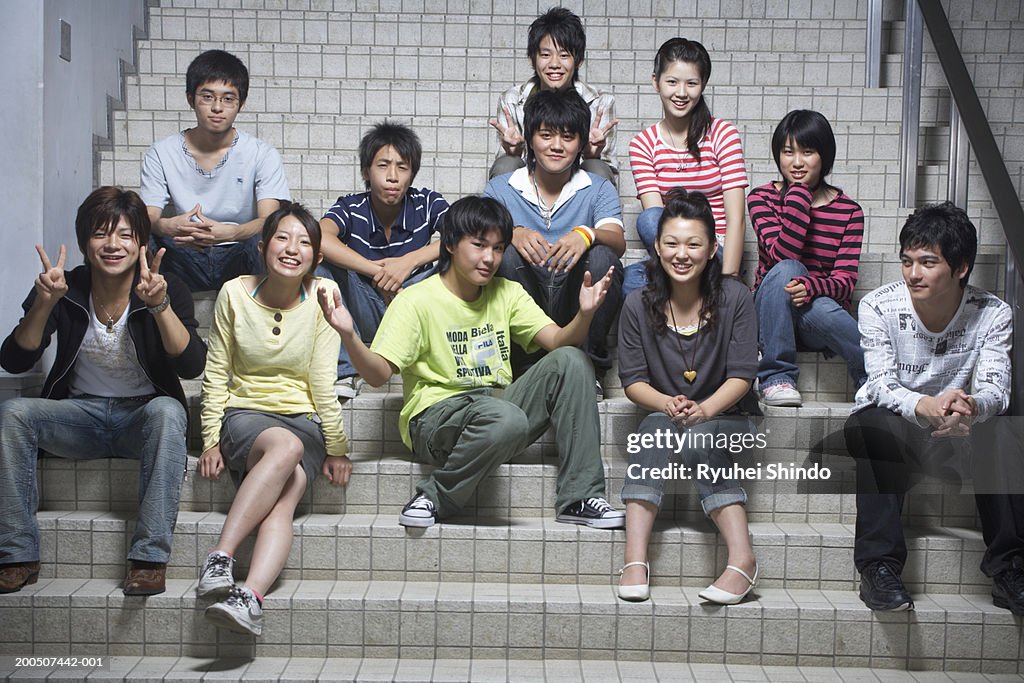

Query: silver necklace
531;173;553;231
662;123;689;171
94;297;120;333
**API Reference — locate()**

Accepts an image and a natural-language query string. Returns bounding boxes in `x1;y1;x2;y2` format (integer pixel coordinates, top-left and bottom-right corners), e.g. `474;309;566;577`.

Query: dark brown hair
74;186;151;256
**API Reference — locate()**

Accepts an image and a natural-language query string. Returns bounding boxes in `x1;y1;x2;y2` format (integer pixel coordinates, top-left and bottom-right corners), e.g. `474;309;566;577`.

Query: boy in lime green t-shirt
318;196;623;529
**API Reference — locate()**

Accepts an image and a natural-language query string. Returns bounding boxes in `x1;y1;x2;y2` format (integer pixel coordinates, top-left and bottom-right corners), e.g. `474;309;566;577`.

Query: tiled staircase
3;0;1024;680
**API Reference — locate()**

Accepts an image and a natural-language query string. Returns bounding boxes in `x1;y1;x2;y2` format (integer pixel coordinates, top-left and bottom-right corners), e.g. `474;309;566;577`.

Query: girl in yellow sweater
197;203;350;636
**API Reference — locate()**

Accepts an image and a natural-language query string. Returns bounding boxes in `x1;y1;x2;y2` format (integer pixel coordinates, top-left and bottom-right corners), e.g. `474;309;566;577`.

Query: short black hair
260;201;323;278
527;7;586;79
437;196;513;275
75;186;150;256
899;202;978;289
359;120;423;189
771;110;837;187
523;89;591;173
186;50;249;104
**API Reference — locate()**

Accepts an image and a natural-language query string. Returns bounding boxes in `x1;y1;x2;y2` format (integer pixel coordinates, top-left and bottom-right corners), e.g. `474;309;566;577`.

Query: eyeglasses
195;92;240;109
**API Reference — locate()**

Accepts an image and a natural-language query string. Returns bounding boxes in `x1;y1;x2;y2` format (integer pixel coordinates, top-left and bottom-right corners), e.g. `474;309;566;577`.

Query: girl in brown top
616;188;760;604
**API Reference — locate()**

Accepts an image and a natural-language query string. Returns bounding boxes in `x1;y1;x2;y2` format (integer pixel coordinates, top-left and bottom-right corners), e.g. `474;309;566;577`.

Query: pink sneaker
760;383;803;407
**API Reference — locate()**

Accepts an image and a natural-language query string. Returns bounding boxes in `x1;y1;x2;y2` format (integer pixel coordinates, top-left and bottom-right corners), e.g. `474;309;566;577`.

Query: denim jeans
496;244;623;374
636;206;663;256
622;207;665;296
0;396;187;564
321;265;435;378
754;259;866;390
621;412;750;516
151;235;262;292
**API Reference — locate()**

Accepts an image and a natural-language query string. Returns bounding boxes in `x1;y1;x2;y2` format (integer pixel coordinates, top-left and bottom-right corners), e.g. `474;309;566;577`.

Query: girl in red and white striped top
627;38;748;276
749;110;866;407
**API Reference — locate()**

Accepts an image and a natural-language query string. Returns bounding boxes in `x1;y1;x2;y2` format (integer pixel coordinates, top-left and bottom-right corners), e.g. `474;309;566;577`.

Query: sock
249;587;264;605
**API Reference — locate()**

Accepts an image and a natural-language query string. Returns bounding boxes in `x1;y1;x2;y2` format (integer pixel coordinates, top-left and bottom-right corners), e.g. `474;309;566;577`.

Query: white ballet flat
698;563;758;605
617;561;650;602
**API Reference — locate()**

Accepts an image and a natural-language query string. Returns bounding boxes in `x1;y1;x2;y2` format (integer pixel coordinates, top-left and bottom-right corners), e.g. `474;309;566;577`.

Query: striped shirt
628;118;748;234
748;182;864;309
321;188;449;263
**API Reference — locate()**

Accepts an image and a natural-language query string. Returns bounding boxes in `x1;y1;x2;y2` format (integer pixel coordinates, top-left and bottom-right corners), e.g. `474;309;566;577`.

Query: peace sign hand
587;106;619;158
488;105;526;157
136;245;169;308
34;244;69;306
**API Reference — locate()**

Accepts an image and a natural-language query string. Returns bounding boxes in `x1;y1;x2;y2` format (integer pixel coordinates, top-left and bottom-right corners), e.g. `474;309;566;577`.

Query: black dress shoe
992;559;1024;616
859;561;914;611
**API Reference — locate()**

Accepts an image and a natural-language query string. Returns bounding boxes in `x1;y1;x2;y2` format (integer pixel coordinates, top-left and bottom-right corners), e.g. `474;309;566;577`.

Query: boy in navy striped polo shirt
319;121;449;394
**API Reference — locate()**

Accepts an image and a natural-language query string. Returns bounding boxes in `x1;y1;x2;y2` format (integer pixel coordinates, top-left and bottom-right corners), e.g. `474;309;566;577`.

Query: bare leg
708;503;757;593
213;428;304;555
243;464;307;596
621;500;658;585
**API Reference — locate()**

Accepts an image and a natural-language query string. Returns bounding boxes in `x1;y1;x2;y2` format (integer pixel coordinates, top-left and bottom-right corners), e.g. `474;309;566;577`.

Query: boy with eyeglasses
140;50;291;291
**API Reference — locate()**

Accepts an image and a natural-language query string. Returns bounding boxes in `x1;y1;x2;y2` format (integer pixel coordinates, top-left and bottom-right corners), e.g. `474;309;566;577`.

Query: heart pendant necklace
668;301;701;384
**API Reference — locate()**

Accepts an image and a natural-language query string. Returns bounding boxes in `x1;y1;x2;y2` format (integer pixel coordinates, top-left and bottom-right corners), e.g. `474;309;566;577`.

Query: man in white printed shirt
845;202;1024;615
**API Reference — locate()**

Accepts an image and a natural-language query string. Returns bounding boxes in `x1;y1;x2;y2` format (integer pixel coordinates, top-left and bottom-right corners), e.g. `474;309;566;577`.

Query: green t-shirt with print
371;274;554;448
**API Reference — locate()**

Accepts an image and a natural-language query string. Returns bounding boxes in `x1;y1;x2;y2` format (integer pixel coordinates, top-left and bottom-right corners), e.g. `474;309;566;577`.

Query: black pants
497;243;623;375
845;406;1024;577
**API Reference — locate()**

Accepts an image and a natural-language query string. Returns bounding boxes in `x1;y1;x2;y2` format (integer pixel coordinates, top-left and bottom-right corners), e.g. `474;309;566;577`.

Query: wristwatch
147;295;170;315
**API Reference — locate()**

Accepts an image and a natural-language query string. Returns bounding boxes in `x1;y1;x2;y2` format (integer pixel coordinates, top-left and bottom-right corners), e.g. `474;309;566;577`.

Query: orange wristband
572;226;593;248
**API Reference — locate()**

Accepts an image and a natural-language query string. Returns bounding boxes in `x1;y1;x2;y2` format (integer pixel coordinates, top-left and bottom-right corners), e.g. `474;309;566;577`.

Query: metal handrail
898;0;923;208
910;0;1024;414
865;0;883;88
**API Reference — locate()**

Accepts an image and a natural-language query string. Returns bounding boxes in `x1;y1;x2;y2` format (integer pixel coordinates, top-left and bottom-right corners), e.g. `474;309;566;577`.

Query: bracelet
572;227;593;248
147;295;170;315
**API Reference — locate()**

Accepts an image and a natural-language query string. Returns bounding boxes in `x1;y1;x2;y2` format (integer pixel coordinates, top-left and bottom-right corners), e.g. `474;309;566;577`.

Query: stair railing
871;0;1024;414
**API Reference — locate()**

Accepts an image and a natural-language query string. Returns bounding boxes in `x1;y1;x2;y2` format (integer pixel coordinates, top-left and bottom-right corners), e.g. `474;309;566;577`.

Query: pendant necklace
668;301;701;384
94;298;118;334
531;173;553;231
662;123;688;171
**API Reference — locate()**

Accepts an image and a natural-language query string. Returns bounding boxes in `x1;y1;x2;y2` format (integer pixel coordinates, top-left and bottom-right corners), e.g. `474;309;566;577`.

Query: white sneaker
196;551;234;597
205;585;263;636
399;492;437;527
335;376;364;399
760;383;803;407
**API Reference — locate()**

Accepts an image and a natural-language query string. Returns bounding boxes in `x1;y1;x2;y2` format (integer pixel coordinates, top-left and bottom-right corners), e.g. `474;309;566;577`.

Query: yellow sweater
201;276;348;456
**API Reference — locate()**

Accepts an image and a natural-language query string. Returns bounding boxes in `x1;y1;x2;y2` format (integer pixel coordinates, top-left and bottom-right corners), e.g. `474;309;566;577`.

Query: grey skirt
219;408;327;489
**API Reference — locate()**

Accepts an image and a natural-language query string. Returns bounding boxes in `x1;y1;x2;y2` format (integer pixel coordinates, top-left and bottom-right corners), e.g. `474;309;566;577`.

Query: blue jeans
151;235;262;292
496;244;623;374
0;396;187;564
636;206;663;256
321;264;435;378
621;412;750;515
622;207;665;296
754;259;866;390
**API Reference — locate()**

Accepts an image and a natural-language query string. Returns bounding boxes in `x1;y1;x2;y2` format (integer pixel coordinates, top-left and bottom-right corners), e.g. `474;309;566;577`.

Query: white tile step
4;654;1021;682
1;579;1021;670
33;511;991;594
